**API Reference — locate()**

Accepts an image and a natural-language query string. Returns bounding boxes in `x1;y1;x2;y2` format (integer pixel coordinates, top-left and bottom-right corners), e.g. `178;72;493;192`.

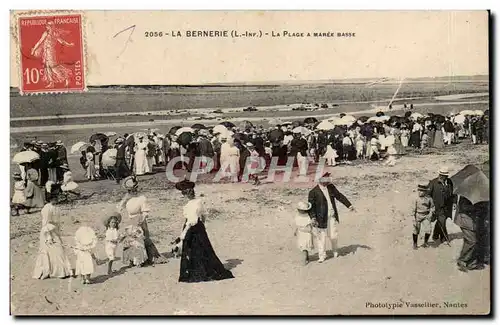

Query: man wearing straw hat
308;172;355;263
428;166;454;246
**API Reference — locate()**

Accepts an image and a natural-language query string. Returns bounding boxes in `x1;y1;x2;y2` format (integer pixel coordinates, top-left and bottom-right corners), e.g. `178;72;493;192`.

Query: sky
10;10;489;86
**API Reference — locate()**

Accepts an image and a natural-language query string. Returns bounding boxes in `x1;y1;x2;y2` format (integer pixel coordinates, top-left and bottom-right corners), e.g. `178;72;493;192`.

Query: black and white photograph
8;10;490;315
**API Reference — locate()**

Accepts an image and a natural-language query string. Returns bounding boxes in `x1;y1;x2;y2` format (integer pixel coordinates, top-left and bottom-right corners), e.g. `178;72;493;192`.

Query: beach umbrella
89;133;109;144
460;109;475;116
175;127;195;136
101;149;117;168
169;126;182;135
177;132;193;146
341;115;356;123
316;120;335;130
281;121;293;126
191;123;206;130
330;118;347;126
450;165;489;204
474;110;484;116
104;131;117;137
213;124;228;135
70;141;89;154
292;126;311;136
220;121;235;128
304;117;318;124
12;150;40;164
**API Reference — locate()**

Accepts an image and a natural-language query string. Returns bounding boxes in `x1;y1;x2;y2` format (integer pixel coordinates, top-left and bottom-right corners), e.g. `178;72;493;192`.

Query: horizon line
9;74;489;89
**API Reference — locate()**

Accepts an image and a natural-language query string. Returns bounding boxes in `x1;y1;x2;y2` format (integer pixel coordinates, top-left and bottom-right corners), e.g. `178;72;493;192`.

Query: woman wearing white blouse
175;179;234;283
117;176;167;266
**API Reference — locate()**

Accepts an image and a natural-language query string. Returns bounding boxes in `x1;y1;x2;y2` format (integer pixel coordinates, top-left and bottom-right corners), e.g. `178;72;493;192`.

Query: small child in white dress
322;144;338;166
103;213;123;274
11;172;26;216
294;202;314;265
356;135;365;160
73;226;99;284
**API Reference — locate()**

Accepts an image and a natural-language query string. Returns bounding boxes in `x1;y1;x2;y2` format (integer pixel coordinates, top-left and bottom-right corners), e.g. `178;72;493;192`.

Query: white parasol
71;141;89;154
473;110;484;116
101;149;117;168
316;120;335;130
175;127;195;136
460;110;475;116
292;126;311;135
104;131;117;137
12;150;40;164
340;115;356;124
212;124;228;135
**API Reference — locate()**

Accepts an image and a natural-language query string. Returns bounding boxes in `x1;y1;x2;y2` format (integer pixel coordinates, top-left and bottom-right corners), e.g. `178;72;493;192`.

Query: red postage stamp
17;13;85;94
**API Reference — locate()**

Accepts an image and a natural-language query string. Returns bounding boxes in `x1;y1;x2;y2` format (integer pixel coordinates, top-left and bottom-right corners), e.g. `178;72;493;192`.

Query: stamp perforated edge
12;10;89;96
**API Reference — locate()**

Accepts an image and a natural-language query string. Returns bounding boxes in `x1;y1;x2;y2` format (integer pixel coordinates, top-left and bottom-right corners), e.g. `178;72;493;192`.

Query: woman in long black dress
175;180;234;283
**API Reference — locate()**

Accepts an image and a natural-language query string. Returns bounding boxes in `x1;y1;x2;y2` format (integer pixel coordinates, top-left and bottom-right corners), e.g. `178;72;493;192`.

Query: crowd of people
31;176;234;284
101;110;489;181
11;108;490;285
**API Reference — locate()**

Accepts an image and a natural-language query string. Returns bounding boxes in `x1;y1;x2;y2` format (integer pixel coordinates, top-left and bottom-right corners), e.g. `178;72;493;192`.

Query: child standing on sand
74;226;100;284
103;213;123;274
294;202;314;265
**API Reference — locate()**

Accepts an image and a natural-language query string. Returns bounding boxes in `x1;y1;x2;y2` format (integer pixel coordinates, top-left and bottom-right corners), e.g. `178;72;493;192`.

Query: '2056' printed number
145;31;164;37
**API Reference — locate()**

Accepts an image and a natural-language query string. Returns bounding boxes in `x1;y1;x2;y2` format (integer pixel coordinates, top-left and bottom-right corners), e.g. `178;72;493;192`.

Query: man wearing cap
428;166;455;245
308;172;355;263
411;184;435;249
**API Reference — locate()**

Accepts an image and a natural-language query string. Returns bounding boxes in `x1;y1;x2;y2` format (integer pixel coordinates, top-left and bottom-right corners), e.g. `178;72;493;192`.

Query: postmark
16;12;86;94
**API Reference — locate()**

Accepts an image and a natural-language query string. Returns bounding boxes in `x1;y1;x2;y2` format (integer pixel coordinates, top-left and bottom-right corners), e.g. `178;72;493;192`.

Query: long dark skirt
179;222;234;283
139;219;162;263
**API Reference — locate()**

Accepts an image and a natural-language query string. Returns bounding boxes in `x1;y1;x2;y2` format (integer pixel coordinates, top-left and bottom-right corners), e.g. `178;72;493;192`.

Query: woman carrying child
117;176;167;266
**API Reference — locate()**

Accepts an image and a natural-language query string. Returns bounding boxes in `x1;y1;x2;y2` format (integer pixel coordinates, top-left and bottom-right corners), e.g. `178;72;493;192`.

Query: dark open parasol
450;164;490;204
169;126;182;135
191;123;207;130
304;117;318;124
220;121;235;128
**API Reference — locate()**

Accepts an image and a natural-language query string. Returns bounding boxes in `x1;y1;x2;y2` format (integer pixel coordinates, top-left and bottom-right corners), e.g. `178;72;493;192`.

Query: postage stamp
16;13;85;94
